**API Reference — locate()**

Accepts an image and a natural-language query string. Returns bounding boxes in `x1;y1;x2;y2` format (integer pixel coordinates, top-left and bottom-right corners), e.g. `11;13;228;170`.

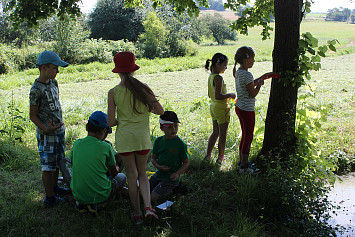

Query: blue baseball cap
36;51;69;67
88;111;112;133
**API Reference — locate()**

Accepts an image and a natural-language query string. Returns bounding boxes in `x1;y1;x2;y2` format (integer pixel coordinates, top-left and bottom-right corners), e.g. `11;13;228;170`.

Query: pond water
327;172;355;236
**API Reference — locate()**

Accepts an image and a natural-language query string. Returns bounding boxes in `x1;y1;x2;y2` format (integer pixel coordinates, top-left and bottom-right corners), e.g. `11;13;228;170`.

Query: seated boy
149;111;190;203
70;111;126;213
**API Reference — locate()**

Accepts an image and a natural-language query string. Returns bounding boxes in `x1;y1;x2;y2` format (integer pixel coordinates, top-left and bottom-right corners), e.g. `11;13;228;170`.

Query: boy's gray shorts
149;174;179;197
109;173;127;197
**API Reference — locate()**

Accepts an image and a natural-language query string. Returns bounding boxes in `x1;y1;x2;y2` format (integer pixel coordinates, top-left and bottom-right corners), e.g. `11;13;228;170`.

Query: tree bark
259;0;303;159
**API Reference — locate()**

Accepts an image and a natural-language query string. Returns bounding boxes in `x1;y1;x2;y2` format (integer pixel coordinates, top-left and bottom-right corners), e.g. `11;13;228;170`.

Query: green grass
1;20;354;236
1;53;353;236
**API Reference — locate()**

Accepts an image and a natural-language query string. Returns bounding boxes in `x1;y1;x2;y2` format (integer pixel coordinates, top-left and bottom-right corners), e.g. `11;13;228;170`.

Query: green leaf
329;44;336;52
319;45;328;53
307;48;316;55
299;39;307;48
298;109;306;116
318;51;326;57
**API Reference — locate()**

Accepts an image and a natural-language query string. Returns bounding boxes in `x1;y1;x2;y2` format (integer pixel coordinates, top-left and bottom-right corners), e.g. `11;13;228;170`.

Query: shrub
138;12;168;59
0;44;17;74
165;34;198;57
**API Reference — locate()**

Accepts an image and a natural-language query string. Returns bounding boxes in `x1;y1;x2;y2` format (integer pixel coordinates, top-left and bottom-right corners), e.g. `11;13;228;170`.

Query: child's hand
44;120;64;134
262;72;277;80
257;79;264;86
159;165;171;172
229;93;236;99
170;172;179;181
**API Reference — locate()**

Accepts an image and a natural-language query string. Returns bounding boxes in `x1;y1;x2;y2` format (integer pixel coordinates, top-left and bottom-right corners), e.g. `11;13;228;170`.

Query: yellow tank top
208;74;228;106
114;85;152;153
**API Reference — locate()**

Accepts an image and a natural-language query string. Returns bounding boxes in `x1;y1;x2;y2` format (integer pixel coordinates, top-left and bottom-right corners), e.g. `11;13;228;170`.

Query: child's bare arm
147;94;164;115
151;153;170;172
107;89;118;127
170;158;190;181
214;75;236;100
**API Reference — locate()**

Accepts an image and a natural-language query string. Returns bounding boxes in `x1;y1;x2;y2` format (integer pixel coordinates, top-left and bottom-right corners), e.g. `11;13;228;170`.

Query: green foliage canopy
88;0;144;42
4;0;81;27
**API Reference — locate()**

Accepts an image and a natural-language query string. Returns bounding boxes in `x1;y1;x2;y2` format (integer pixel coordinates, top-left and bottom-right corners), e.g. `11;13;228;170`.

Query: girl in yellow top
204;53;236;166
107;51;164;225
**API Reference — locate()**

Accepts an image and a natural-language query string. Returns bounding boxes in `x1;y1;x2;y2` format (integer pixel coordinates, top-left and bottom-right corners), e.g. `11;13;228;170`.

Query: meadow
0;19;354;236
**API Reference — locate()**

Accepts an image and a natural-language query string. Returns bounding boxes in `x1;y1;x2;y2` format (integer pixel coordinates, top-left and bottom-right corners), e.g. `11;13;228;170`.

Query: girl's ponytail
205;53;228;72
233;61;237;78
205;59;212;70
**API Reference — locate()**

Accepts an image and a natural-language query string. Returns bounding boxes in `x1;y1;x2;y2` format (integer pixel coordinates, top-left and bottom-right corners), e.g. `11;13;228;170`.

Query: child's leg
135;153;152;209
206;120;219;158
236;108;255;167
149;175;161;203
120;153;141;216
52;168;60;189
217;122;229;161
136;152;159;221
42;171;55;197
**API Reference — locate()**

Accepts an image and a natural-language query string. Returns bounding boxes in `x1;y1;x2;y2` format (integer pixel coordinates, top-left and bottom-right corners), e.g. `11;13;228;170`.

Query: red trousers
235;106;255;154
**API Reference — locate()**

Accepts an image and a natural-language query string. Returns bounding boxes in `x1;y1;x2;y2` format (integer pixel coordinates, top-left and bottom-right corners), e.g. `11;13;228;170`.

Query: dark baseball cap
88;111;112;133
159;111;180;124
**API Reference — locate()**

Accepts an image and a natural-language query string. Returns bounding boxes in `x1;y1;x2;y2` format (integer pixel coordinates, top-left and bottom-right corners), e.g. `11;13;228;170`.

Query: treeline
0;0;237;74
326;8;355;23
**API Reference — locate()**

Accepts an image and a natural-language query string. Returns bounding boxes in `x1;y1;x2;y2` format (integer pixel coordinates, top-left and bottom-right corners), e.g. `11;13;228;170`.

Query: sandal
131;213;144;225
216;158;225;166
203;154;212;162
144;207;158;224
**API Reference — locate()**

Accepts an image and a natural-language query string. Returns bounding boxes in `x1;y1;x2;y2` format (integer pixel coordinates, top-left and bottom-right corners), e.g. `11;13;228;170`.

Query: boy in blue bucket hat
69;111;127;215
29;51;69;207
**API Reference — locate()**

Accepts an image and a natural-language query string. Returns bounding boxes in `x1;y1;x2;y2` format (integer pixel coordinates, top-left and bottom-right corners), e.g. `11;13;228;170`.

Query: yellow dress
114;85;152;153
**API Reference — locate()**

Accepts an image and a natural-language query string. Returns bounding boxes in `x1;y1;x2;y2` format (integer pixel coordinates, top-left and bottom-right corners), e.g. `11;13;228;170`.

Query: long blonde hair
120;73;157;114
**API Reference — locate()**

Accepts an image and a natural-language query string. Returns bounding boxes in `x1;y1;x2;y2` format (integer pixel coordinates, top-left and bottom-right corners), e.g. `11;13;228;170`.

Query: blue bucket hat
36;51;69;67
88;111;112;133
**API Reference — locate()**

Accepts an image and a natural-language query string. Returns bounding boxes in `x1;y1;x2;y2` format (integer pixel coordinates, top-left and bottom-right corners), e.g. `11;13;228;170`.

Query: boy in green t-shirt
70;111;126;214
150;111;190;203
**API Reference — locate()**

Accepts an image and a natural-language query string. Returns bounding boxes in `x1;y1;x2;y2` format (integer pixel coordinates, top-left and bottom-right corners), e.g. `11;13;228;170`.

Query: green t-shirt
152;135;189;183
70;136;116;204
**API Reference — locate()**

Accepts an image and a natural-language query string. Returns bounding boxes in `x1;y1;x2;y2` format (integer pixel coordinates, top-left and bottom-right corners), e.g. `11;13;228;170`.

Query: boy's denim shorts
37;132;65;172
149;174;179;197
108;173;127;199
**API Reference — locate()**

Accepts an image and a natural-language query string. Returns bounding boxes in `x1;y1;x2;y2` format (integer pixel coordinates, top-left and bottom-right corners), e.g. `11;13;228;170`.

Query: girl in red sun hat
107;51;164;224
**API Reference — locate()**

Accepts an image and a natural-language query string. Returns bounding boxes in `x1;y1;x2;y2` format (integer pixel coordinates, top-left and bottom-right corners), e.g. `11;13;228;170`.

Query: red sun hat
112;51;140;73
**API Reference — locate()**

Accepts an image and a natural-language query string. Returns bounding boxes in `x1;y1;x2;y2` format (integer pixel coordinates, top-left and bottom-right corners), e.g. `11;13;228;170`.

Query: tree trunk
259;0;303;159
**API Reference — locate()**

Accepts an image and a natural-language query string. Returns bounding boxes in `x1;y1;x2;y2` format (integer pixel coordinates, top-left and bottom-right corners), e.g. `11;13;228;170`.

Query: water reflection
327;172;355;236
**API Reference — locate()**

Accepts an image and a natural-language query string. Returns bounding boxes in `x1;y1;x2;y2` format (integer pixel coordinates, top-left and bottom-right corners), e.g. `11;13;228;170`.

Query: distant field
199;9;239;20
305;13;327;19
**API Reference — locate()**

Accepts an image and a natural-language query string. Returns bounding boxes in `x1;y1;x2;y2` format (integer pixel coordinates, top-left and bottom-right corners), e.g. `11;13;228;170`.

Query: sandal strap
144;207;156;212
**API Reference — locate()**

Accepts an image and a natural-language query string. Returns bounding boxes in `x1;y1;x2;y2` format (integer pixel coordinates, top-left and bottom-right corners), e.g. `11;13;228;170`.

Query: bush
0;44;42;74
0;44;14;74
138;12;168;59
165;34;198;57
